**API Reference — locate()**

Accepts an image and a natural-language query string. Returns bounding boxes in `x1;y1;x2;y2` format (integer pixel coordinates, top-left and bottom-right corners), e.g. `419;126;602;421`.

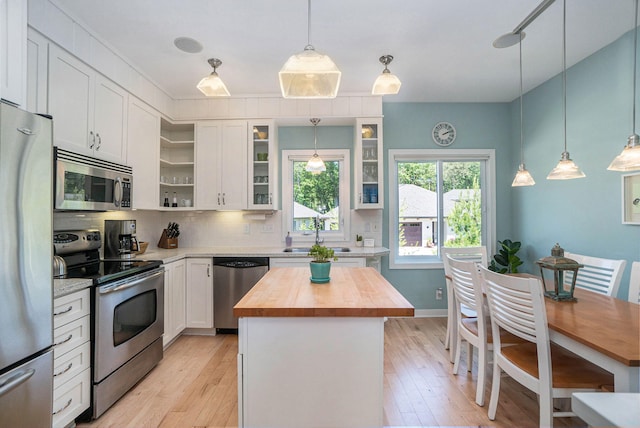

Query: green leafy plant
489;239;523;273
308;244;338;263
356;234;363;242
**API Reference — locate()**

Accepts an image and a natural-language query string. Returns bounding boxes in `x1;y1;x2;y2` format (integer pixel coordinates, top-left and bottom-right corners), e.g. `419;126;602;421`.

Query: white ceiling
54;0;635;103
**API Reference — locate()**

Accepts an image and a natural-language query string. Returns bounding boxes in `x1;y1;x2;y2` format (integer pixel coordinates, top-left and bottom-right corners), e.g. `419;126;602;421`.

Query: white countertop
53;246;389;297
138;245;390;265
572;393;640;427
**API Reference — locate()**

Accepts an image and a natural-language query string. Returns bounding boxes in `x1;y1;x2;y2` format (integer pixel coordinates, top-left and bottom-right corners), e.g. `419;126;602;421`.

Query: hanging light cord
562;0;567;154
632;0;638;135
519;32;524;164
306;0;312;48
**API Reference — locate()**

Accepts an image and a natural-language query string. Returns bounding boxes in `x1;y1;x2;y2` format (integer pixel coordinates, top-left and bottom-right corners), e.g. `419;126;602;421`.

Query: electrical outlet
262;224;274;233
364;222;371;232
436;288;443;300
243;224;250;234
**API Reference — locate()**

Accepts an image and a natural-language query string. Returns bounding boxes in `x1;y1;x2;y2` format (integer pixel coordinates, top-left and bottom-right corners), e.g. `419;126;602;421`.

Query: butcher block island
233;267;414;428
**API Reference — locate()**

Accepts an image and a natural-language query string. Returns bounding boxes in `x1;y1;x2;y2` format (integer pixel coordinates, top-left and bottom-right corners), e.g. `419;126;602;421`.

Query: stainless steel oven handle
99;269;164;295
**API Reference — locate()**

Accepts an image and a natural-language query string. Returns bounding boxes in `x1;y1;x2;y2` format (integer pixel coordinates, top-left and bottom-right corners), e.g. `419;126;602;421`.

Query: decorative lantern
535;243;583;302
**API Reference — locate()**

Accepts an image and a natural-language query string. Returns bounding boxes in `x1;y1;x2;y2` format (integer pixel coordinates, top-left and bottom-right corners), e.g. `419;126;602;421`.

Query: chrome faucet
314;215;324;245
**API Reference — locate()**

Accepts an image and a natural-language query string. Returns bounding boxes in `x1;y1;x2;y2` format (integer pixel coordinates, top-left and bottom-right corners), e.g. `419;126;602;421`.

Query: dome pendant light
305;118;326;174
372;55;402;95
279;0;341;99
512;33;535;187
547;0;585;180
608;0;640;172
197;58;230;97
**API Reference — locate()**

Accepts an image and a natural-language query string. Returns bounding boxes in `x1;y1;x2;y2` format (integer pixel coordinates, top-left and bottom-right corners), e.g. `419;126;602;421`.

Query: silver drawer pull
54;334;73;347
53;363;73;377
53;306;73;316
52;398;72;415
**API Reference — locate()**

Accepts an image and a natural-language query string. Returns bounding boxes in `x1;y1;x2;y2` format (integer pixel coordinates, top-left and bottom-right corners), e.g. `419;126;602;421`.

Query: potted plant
356;234;363;247
308;244;338;283
488;239;523;273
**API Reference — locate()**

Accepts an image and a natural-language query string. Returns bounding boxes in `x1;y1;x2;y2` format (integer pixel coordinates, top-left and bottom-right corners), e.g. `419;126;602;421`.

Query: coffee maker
104;220;139;259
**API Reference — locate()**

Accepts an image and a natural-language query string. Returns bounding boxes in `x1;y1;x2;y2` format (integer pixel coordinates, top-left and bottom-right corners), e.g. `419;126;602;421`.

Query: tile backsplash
53;209;383;251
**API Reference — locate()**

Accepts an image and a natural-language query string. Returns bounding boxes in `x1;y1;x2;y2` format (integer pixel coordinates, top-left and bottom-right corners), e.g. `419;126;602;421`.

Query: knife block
157;229;178;249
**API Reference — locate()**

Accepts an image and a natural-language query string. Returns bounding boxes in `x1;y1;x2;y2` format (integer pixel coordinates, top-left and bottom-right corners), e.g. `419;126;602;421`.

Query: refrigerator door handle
0;369;35;397
17;127;35;135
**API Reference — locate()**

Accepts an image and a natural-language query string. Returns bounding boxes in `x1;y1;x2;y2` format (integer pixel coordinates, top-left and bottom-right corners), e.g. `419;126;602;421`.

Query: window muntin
389;149;495;269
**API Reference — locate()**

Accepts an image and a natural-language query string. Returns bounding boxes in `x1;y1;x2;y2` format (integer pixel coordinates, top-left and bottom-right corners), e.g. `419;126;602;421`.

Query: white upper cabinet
354;118;384;209
195;120;247;210
48;45;127;164
247;120;277;210
127;97;160;210
0;0;27;107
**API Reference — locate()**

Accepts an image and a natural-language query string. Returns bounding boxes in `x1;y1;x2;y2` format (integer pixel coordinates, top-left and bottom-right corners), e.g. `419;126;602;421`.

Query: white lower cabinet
163;259;186;347
186;258;214;328
269;257;366;268
52;288;91;428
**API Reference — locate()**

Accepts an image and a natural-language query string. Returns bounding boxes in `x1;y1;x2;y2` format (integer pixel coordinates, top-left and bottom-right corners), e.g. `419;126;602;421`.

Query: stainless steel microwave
54;147;132;211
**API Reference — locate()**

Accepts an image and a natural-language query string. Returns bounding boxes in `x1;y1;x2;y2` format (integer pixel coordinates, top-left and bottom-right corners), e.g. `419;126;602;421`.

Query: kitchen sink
282;247;351;253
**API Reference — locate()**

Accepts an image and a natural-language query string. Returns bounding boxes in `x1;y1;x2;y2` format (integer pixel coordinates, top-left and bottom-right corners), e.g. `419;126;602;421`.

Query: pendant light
197;58;230;97
608;0;640;171
372;55;402;95
547;0;585;180
306;118;326;174
512;33;536;187
279;0;341;99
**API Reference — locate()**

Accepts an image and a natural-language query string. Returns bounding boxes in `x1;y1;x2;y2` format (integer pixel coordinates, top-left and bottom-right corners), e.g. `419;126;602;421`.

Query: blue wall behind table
513;29;640;300
381;102;514;310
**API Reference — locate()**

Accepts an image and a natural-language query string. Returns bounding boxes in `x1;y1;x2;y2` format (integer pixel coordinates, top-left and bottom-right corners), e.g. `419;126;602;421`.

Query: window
282;149;350;243
388;149;495;269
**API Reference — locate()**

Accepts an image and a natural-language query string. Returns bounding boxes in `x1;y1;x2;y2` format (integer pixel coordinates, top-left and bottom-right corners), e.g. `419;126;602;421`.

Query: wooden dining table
543;288;640;392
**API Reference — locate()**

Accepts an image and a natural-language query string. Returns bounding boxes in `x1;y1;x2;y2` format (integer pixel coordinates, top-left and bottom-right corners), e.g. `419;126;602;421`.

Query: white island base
237;316;384;428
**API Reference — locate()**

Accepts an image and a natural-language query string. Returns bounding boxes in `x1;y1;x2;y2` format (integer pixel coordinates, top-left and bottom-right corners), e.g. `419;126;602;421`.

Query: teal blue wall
511;30;640;300
381;103;514;310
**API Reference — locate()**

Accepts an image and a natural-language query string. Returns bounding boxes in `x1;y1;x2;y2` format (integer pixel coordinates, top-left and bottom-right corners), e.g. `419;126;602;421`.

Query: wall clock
432;122;456;146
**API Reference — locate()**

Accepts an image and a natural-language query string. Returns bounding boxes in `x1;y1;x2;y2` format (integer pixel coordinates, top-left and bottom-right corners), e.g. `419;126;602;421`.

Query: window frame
388;149;496;269
282;149;351;244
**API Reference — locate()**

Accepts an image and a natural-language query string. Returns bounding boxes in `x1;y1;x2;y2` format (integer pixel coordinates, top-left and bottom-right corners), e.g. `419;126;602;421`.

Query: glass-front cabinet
248;120;277;210
354;118;383;209
159;119;195;210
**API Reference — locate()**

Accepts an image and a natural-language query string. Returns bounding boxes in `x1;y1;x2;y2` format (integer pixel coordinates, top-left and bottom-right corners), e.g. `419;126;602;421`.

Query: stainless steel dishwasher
213;257;269;331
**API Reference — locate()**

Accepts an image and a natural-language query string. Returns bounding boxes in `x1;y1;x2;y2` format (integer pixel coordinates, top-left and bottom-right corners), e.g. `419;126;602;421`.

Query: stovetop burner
62;259;162;285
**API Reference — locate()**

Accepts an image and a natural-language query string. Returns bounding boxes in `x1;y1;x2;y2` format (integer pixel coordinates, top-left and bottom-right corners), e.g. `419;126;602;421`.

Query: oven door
93;268;164;383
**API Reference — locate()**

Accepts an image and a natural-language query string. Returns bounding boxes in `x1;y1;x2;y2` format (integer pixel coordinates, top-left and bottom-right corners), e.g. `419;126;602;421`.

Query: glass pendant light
279;0;341;99
548;0;585;180
512;33;535;187
306;118;326;174
197;58;230;97
372;55;402;95
608;0;640;172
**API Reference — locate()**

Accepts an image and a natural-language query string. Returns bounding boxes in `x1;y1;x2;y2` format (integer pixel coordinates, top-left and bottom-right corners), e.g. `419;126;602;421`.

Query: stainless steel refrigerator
0;102;54;426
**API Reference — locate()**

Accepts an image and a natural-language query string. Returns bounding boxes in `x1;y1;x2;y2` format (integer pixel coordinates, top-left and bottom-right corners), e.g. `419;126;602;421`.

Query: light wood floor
77;317;586;427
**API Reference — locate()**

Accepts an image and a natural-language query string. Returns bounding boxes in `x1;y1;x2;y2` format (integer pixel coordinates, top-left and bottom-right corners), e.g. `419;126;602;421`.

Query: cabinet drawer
53;315;90;359
53;341;91;390
54;288;90;329
52;368;90;428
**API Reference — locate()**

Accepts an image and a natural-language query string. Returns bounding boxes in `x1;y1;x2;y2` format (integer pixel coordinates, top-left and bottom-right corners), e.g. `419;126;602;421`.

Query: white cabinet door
26;28;48;113
93;75;127;163
195;121;222;210
128;97;160;210
0;0;27;107
195;120;247;210
186;258;213;328
163;260;186;347
48;45;127;163
48;45;94;156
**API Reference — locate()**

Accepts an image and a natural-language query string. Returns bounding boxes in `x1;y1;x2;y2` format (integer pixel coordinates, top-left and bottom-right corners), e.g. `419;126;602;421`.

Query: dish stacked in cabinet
159;119;195;209
52;289;91;428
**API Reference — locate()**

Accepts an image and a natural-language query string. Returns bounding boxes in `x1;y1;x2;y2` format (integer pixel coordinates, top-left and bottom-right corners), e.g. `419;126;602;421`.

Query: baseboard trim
413;309;447;318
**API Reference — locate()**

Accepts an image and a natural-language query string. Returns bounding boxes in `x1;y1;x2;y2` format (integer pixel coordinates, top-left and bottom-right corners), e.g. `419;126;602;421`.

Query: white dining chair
480;266;614;426
441;246;487;363
628;261;640;304
563;252;627;297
